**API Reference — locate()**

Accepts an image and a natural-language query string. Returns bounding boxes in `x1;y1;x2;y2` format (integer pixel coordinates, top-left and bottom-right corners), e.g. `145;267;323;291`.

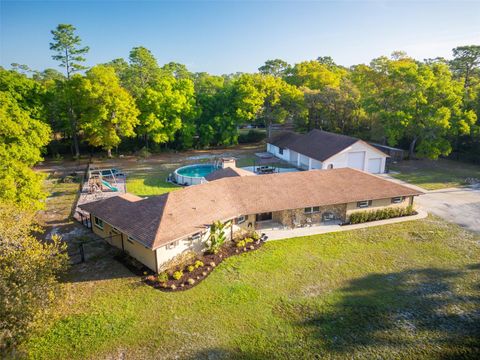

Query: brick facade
272;204;347;228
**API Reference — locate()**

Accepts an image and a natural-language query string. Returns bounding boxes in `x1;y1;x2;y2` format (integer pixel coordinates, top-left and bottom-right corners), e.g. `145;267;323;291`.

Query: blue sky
1;1;479;74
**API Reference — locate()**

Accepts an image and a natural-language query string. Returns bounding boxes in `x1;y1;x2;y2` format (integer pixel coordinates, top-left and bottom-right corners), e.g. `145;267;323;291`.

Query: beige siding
155;229;215;272
92;215;156;272
346;196;414;218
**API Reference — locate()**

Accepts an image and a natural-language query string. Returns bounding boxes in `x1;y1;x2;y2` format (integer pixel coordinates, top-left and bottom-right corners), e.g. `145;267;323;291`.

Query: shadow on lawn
298;266;480;357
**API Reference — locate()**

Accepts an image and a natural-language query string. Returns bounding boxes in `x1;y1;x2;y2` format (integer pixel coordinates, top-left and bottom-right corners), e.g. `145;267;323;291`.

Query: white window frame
391;196;404;204
357;200;372;208
237;215;246;224
304;206;320;214
166;240;180;249
190;233;201;241
94;217;104;230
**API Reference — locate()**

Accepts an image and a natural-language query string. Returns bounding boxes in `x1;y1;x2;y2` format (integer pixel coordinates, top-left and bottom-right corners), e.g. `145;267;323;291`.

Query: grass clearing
390;159;480;190
24;216;480;359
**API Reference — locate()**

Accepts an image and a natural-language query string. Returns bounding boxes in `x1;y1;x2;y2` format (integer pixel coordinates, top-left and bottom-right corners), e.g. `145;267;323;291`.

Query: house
267;129;389;173
79;168;422;273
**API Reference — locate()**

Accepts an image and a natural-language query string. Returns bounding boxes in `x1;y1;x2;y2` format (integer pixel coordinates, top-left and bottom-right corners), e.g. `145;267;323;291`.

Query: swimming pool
174;164;219;185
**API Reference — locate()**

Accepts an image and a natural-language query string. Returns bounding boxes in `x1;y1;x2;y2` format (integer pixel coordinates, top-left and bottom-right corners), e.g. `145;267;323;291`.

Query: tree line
2;24;479;164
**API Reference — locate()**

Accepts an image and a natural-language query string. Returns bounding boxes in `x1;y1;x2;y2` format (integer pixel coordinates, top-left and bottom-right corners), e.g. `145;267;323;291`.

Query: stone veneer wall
272;204;347;228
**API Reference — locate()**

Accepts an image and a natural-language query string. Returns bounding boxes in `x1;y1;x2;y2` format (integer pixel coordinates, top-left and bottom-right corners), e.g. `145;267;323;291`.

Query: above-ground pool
174;164;218;185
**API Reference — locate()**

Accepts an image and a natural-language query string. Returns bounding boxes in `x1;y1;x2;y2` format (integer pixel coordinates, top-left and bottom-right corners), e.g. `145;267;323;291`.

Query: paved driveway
379;174;480;233
415;186;480;233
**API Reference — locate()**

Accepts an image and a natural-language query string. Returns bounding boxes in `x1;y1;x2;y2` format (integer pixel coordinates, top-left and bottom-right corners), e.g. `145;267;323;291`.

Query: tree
137;74;195;148
123;46;161;98
50;24;89;157
207;220;228;254
0;91;51;210
358;57;475;159
78;66;140;157
232;74;305;137
286;60;346;90
258;59;290;77
450;45;480;91
0;202;68;351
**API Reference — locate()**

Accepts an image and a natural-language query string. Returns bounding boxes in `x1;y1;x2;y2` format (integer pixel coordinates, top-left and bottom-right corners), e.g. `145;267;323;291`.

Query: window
322;212;335;221
94;217;104;229
190;233;201;241
167;240;180;249
236;215;246;224
357;200;372;208
327;164;334;169
391;196;404;204
279;147;284;155
304;206;320;214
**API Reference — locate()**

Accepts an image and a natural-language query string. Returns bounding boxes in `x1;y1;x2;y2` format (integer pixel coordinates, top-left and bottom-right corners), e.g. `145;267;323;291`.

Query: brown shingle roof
204;167;255;181
268;129;387;162
79;168;423;250
267;131;301;148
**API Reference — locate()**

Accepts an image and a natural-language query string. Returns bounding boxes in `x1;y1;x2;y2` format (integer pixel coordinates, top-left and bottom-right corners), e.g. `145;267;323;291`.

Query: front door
256;212;273;222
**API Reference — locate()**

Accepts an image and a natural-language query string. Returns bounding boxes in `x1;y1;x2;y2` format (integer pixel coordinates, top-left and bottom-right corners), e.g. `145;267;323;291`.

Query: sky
1;0;479;75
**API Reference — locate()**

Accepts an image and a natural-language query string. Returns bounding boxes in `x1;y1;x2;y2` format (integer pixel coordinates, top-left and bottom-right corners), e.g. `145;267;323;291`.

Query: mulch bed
143;240;265;291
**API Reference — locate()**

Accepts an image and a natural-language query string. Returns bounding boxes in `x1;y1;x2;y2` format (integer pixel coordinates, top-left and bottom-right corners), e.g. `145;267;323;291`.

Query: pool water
176;164;218;178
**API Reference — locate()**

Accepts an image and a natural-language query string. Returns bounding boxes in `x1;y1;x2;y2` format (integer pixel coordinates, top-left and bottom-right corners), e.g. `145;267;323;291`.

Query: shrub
245;238;253;244
157;272;169;283
194;260;204;268
173;270;183;280
236;240;246;248
250;231;260;241
349;206;415;224
207;220;227;254
238;129;266;144
187;265;195;272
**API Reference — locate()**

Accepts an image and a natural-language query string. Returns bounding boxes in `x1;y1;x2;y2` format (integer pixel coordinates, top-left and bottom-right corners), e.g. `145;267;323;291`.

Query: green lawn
24;216;480;359
126;167;180;196
390;159;480;190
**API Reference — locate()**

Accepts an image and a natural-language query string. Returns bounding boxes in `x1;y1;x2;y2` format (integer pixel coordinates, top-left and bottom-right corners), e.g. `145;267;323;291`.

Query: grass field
24;216;480;359
390;159;480;190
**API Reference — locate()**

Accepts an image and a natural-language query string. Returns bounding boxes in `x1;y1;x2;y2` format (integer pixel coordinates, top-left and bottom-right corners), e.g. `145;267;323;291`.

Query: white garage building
267;129;388;174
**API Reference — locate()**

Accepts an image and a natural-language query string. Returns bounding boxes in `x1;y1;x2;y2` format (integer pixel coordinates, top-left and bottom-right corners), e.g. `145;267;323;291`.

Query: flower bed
144;235;264;292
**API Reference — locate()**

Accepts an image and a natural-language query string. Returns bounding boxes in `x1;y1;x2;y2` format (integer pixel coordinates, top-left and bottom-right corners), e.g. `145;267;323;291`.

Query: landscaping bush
250;231;260;241
173;270;183;280
236;240;246;248
349;206;414;224
245;238;253;244
187;265;195;272
238;129;266;144
194;260;204;268
157;272;169;283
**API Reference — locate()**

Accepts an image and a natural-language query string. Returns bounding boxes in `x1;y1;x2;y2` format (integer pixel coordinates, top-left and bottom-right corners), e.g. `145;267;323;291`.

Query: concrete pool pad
261;209;428;241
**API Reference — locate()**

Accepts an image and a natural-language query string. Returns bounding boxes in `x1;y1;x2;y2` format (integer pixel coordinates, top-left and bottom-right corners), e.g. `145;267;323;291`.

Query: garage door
368;158;382;173
347;151;365;170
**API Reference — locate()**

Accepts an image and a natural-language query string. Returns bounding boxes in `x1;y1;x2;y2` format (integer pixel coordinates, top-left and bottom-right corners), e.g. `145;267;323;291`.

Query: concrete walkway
263;209;428;241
